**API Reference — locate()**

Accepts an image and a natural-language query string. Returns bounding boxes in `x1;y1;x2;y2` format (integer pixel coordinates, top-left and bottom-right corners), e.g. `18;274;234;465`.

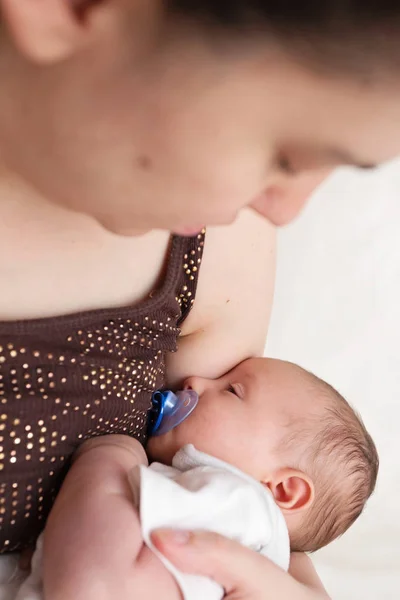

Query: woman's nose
250;169;331;226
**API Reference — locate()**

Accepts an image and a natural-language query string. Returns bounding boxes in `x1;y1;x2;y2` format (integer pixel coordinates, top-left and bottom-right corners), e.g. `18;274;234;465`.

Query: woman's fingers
151;528;297;598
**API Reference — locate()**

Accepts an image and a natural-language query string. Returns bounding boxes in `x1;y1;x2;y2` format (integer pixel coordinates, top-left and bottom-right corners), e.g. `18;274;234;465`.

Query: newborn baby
21;358;378;600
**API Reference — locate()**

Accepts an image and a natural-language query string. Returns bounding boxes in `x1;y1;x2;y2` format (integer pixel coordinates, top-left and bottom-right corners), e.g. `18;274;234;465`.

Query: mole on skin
136;155;153;171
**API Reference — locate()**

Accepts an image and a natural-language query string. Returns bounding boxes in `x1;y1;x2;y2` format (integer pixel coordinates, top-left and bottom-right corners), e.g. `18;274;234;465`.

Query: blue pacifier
148;389;199;437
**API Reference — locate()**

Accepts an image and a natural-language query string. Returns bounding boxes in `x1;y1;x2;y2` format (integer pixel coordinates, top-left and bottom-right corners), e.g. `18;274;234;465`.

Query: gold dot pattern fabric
0;232;205;552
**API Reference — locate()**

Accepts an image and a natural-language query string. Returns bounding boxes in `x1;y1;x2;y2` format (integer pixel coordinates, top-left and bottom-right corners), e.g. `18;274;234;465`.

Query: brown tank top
0;232;205;552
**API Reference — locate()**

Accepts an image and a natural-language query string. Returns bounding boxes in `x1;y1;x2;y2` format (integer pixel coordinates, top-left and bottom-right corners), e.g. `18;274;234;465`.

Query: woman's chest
0;308;184;551
0;218;171;321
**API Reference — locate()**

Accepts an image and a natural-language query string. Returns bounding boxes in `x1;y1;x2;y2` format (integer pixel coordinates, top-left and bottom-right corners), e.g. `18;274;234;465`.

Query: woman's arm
167;209;277;386
289;553;329;595
43;436;148;600
151;529;330;600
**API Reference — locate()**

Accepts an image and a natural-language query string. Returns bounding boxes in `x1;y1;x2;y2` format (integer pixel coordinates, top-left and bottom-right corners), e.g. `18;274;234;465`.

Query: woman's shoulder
187;209;276;332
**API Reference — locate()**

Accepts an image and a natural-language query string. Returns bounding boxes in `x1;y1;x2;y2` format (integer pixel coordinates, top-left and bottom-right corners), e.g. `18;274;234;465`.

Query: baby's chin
146;431;179;465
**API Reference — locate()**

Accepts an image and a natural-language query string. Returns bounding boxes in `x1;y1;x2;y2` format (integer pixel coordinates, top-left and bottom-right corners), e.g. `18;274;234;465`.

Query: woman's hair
168;1;400;77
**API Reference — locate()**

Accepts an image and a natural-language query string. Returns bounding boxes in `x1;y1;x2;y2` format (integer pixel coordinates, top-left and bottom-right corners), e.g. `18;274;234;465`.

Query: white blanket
137;445;289;600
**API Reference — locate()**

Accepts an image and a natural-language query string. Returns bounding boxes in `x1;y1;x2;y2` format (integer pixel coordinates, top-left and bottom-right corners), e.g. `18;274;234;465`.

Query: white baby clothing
130;444;290;600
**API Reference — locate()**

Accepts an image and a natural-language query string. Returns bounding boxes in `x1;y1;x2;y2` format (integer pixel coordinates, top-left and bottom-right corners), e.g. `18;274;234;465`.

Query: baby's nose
183;376;209;395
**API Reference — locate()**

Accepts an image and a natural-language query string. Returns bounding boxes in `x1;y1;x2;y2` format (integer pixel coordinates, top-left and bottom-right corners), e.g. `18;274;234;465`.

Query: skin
2;1;400;598
0;1;400;235
151;530;328;600
149;358;312;478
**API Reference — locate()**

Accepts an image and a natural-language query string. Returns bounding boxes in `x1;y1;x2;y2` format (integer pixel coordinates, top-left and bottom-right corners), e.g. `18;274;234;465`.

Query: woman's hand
151;529;331;600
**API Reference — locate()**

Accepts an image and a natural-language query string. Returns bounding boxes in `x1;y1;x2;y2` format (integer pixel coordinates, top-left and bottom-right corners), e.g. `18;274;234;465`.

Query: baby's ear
263;468;315;514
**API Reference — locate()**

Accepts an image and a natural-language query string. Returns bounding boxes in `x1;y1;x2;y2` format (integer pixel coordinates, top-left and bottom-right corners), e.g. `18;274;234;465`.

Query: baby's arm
43;435;179;600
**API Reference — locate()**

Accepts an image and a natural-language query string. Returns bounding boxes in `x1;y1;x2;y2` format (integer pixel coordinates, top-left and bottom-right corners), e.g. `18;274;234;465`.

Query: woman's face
1;4;400;233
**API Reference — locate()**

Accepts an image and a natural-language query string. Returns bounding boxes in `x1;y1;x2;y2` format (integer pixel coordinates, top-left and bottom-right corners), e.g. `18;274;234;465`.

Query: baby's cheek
186;414;228;456
146;435;165;461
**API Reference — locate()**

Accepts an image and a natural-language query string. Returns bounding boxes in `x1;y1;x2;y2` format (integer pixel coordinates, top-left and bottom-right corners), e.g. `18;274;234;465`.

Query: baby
20;358;378;600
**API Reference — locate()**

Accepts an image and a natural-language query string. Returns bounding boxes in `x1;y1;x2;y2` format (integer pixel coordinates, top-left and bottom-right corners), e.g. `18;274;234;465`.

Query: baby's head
148;357;379;552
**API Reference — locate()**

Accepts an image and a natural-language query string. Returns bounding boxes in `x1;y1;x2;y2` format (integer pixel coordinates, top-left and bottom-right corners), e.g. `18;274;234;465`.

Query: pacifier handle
148;389;199;437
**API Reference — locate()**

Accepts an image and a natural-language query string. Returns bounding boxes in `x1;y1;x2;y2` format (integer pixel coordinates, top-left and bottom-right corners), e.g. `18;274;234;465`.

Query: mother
1;1;400;598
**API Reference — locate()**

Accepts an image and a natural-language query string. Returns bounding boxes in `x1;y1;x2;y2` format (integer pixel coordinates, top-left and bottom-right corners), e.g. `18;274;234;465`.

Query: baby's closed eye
227;384;244;399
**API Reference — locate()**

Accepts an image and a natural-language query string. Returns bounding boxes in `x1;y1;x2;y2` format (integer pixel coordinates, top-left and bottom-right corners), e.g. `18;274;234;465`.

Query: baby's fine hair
284;366;379;553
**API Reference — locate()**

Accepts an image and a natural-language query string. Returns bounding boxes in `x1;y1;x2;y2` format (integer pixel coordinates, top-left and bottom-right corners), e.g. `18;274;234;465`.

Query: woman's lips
172;226;204;236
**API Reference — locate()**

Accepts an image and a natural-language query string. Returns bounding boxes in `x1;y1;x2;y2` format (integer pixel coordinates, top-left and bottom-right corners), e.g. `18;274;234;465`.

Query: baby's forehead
241;358;329;414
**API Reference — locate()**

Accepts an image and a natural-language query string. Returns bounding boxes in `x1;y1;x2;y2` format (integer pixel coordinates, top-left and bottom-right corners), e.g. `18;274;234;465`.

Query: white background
266;160;400;599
